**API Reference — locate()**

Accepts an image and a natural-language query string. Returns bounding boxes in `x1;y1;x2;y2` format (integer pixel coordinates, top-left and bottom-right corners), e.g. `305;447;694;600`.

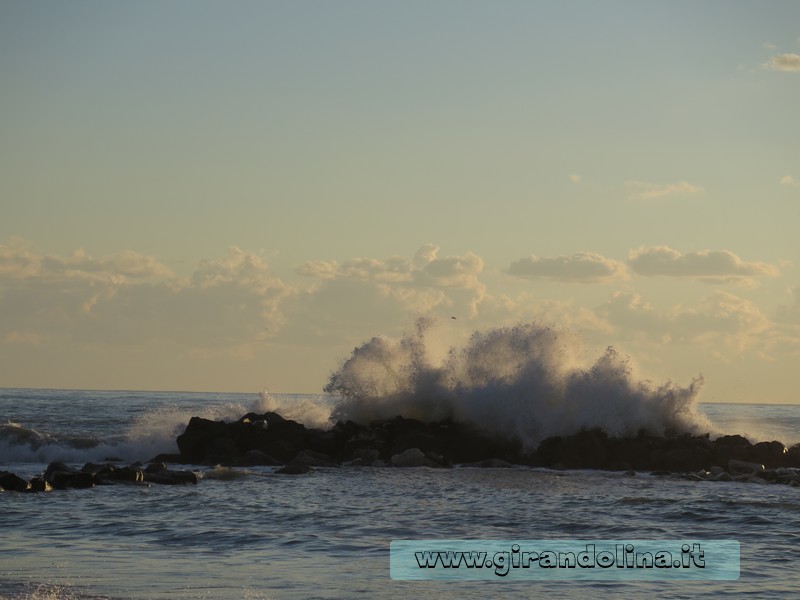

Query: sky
1;1;799;401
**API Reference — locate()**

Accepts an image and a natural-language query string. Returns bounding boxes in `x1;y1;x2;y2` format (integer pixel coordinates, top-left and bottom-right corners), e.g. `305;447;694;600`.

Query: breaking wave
325;318;712;449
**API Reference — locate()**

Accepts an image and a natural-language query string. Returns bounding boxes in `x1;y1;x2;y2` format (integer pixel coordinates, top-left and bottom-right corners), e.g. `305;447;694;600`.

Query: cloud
0;240;295;353
600;290;775;356
507;252;629;283
297;245;487;316
781;175;800;187
0;238;173;282
764;53;800;72
626;180;702;201
628;246;779;284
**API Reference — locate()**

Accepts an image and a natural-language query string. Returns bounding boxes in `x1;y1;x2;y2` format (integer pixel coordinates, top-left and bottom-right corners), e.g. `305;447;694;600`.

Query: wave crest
325;319;710;448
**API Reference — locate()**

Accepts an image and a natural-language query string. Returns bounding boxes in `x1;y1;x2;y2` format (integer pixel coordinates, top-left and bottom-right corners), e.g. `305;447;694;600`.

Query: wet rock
276;464;312;475
289;449;338;468
751;441;787;466
352;448;381;463
713;434;752;464
176;417;230;462
235;450;281;467
390;447;435;467
728;459;764;474
104;465;145;483
28;477;52;492
44;462;97;489
0;471;30;492
142;469;198;485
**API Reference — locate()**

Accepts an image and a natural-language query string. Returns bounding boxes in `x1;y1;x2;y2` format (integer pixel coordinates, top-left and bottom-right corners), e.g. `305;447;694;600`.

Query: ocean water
1;388;800;600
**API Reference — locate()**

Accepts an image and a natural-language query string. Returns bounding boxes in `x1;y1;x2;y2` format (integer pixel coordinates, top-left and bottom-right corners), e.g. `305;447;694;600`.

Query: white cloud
781;175;800;187
764;53;800;72
628;246;779;284
508;252;629;283
626;180;702;201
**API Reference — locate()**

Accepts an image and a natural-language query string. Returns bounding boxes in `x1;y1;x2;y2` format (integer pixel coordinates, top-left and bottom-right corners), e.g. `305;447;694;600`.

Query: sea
1;388;800;600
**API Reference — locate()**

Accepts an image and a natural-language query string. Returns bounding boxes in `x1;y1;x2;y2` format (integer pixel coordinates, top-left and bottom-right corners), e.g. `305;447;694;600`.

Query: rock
713;472;733;482
147;453;189;465
28;477;53;492
751;441;787;467
176;417;230;462
786;444;800;466
276;464;311;475
289;449;338;468
352;448;381;463
728;459;764;474
44;462;97;489
713;434;753;465
235;450;281;467
0;471;30;492
142;469;198;485
390;447;434;467
103;465;145;483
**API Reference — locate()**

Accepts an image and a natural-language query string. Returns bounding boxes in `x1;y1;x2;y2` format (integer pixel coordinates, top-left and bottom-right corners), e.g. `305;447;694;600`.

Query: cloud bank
628;246;779;284
508;252;628;283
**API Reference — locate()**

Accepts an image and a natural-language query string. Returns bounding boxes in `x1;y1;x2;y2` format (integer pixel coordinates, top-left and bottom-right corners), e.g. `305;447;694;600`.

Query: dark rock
0;471;30;492
44;462;97;489
28;477;52;492
713;434;753;464
147;453;190;465
176;417;230;462
142;469;198;485
786;444;800;465
751;441;787;466
390;447;439;467
104;465;144;483
235;450;281;467
728;459;764;474
351;448;381;463
276;464;312;474
289;449;338;468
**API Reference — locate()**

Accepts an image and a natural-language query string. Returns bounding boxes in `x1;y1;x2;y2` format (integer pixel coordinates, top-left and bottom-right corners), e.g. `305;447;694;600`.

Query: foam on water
325;318;713;448
0;391;335;466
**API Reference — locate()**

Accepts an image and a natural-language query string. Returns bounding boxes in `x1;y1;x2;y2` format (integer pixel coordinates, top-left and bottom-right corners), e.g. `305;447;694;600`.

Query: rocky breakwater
0;461;198;493
173;411;523;470
531;429;800;486
171;411;800;486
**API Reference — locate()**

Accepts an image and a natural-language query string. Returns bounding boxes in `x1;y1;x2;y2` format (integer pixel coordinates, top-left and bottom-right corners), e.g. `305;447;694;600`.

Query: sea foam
325;318;712;448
